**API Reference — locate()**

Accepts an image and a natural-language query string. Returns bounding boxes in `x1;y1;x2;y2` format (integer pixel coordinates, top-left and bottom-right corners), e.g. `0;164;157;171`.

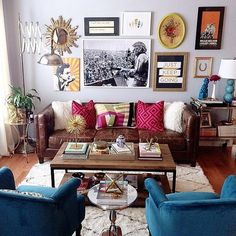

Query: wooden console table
50;142;176;192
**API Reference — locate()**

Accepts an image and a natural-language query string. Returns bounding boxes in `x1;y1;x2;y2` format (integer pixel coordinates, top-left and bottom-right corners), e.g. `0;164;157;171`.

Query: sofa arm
145;178;168;207
182;105;200;166
35;104;55;163
182;105;200;141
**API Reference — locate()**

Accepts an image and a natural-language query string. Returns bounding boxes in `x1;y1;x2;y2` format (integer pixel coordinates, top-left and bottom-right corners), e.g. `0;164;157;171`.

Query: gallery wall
3;0;236;112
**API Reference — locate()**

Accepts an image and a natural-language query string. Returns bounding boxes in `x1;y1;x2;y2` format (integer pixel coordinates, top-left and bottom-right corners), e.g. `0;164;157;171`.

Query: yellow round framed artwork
158;13;186;49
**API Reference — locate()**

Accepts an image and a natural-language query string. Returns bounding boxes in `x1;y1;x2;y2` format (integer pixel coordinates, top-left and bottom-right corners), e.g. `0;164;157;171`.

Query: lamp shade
218;59;236;79
38;52;63;66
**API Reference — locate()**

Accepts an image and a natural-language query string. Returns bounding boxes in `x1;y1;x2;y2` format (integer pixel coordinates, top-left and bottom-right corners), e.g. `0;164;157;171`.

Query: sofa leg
38;155;44;164
191;160;196;167
75;224;82;236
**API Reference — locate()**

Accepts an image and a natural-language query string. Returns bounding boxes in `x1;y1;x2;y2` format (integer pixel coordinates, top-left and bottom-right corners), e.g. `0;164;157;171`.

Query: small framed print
122;11;151;36
200;112;212;128
84;17;119;36
153;52;188;91
195;7;225;50
193;57;213;78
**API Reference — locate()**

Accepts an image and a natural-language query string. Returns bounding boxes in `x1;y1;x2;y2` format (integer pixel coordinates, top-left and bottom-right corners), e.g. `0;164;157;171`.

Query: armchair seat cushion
167;192;219;201
17;185;57;198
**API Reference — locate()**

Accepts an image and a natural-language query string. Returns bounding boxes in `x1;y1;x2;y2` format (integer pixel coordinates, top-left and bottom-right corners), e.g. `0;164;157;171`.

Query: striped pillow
95;103;134;129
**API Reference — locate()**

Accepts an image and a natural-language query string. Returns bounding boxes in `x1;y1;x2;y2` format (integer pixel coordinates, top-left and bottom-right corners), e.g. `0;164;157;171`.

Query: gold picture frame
153;52;188;91
158;13;186;49
45;16;79;55
193;57;213;78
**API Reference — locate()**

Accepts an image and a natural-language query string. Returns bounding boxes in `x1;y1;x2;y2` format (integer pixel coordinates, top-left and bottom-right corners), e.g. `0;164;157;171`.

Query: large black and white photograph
83;39;151;88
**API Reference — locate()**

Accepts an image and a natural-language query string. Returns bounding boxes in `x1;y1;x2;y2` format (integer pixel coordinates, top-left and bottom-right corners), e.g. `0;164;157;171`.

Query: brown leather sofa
35;103;200;166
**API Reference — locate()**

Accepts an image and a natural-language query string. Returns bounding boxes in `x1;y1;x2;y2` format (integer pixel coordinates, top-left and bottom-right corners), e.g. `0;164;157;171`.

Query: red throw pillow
136;101;164;132
72;100;96;129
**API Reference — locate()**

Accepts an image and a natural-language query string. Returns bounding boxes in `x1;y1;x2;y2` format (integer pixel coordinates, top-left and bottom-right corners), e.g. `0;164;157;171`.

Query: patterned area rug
20;162;213;236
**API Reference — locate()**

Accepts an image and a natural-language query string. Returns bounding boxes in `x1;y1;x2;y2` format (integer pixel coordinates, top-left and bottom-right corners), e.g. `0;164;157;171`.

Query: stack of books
62;142;89;159
138;143;162;160
96;181;128;205
111;143;132;154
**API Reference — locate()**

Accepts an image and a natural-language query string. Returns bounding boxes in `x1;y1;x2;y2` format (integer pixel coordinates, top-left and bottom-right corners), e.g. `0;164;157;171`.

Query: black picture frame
200;112;212;127
153;52;188;91
195;7;225;50
84;17;119;36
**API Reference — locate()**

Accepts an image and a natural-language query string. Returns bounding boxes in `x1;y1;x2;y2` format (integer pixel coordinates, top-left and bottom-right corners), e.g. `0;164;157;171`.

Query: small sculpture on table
116;135;126;148
105;174;123;194
198;77;209;100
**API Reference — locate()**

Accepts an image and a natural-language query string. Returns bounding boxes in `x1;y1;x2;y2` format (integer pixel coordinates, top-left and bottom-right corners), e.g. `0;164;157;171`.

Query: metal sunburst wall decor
45;16;79;55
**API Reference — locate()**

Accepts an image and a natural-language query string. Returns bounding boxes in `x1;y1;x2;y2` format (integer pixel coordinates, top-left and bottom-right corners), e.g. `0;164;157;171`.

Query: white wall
3;0;236;112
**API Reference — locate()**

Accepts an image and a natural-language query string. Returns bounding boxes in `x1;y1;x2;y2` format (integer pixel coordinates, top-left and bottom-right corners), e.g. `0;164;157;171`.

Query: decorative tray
89;142;136;161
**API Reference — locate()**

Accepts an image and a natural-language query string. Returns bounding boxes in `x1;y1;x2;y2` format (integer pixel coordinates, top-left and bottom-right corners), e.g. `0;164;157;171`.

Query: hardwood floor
0;147;236;194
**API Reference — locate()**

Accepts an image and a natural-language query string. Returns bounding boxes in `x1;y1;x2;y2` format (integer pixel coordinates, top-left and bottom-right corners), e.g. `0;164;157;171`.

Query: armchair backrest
145;176;236;236
0;167;84;236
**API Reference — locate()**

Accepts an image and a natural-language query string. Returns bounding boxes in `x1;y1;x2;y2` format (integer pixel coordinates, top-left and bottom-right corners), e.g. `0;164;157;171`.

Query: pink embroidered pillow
72;100;96;129
136;101;164;132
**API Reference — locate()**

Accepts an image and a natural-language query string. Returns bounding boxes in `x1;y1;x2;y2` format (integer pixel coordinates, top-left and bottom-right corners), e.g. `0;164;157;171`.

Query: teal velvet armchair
0;166;85;236
145;176;236;236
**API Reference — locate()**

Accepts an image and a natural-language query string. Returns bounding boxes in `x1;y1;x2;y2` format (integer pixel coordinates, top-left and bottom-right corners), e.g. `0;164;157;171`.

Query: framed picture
195;7;225;50
52;58;80;91
83;39;151;88
193;57;213;78
153;52;188;91
122;12;151;36
158;13;185;49
84;17;119;36
200;112;212;127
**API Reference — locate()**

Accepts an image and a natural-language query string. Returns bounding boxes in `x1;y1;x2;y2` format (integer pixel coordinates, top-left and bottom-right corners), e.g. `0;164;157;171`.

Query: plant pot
7;105;26;123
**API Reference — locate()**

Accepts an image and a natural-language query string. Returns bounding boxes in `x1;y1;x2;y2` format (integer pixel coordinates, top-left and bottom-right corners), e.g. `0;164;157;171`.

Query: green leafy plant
7;85;41;111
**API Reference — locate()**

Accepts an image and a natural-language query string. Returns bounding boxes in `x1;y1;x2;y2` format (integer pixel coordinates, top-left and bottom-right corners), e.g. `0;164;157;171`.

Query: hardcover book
64;142;89;154
62;146;90;160
138;143;162;160
111;143;132;154
96;181;128;205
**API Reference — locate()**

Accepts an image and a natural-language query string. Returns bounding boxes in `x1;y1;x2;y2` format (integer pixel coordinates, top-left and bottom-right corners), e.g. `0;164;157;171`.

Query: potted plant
7;85;41;123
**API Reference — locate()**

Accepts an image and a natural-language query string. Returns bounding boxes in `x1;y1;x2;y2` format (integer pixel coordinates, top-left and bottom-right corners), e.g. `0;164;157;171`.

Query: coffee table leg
172;170;176;192
51;168;55;187
101;210;122;236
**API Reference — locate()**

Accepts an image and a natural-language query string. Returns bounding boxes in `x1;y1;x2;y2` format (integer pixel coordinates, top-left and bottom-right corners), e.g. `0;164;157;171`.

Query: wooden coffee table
50;142;176;192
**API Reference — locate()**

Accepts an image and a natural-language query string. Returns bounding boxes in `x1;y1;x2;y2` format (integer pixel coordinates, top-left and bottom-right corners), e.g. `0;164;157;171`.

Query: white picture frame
82;38;151;88
122;12;151;36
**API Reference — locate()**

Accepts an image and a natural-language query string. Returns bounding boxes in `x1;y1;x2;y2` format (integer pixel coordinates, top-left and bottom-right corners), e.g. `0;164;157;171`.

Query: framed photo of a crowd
82;39;151;88
195;7;225;50
153;52;188;91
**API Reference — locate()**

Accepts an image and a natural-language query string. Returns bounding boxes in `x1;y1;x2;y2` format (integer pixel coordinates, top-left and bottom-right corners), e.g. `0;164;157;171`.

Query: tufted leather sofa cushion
94;128;139;143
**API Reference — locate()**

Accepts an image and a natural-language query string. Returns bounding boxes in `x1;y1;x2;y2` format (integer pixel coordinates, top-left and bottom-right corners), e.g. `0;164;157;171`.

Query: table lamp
218;59;236;103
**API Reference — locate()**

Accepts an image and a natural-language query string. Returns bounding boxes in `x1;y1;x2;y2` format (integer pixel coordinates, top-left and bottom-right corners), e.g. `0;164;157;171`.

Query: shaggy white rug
20;162;213;236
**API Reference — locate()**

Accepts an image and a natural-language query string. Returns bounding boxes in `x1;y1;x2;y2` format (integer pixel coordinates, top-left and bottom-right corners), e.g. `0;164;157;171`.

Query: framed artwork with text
84;17;119;36
195;7;225;50
153;52;188;91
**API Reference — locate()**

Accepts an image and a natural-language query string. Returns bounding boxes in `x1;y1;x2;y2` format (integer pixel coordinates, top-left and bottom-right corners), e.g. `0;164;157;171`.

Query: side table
7;122;35;161
88;183;137;236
